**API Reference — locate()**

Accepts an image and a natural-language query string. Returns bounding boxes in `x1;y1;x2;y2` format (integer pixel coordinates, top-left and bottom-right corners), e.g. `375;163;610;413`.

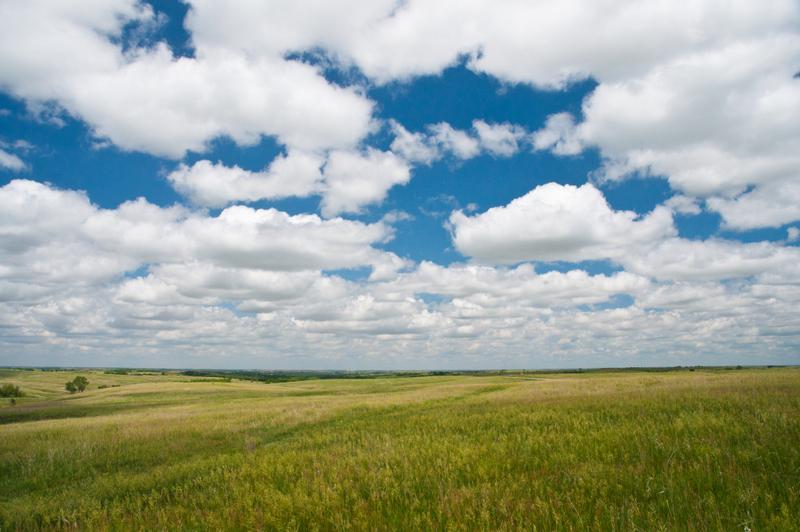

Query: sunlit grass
1;368;798;530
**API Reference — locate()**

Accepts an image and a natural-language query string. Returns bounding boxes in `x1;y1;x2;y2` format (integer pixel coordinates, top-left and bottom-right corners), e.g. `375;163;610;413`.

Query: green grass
1;368;799;530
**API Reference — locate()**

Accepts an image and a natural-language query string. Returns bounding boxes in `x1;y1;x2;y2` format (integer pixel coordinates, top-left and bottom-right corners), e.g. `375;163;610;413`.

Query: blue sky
0;1;798;368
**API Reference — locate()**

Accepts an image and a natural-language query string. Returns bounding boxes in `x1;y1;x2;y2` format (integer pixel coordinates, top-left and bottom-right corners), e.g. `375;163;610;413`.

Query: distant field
1;368;798;530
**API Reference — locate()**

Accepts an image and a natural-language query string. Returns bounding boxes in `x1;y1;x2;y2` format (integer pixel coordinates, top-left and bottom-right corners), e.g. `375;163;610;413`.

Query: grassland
1;367;798;530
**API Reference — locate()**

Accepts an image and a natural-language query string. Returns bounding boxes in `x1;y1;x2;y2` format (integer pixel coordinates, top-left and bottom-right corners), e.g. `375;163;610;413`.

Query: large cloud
167;151;324;208
0;0;374;158
450;182;675;263
450;182;800;283
183;0;797;230
0;179;396;295
182;0;798;85
621;238;800;282
5;0;797;230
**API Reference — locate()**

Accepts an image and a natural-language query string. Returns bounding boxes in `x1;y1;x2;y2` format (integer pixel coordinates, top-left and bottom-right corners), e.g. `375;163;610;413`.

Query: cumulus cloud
385;261;650;308
428;123;480;160
450;183;675;263
211;0;798;231
470;120;526;157
531;33;800;230
181;0;797;85
167;146;415;215
320;148;411;217
3;0;798;229
390;120;530;165
664;195;702;216
0;179;396;294
621;238;800;282
707;181;800;230
388;120;440;165
2;176;799;366
450;182;800;283
0;0;374;158
531;113;583;156
167;151;324;208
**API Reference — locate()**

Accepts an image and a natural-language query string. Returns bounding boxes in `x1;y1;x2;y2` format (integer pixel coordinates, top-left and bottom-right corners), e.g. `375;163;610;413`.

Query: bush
65;376;89;393
0;383;24;397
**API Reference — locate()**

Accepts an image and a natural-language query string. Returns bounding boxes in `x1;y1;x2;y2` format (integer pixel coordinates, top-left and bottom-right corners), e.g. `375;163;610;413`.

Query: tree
73;376;89;392
65;376;89;393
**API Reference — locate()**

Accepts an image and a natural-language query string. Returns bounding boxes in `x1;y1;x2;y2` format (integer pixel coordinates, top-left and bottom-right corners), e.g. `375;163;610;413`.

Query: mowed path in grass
1;368;799;530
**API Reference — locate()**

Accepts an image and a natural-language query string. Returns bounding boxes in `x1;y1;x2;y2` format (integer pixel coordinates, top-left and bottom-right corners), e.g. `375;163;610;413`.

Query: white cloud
531;113;583;156
168;146;415;215
582;37;800;186
1;175;799;365
472;120;526;157
118;265;323;305
428;123;480;160
0;148;25;171
212;0;798;230
3;1;798;228
167;151;323;208
320;148;411;217
0;179;396;293
450;182;675;263
664;195;702;216
707;181;800;230
0;0;374;158
385;261;649;309
621;238;800;282
389;120;529;165
388;120;439;165
450;181;800;283
184;0;797;86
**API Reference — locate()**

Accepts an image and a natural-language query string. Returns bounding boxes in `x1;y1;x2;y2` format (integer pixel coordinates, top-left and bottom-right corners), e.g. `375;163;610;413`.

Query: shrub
0;383;24;397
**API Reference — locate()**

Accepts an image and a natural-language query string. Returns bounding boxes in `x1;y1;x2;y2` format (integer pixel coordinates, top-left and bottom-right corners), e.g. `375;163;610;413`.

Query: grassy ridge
1;368;799;530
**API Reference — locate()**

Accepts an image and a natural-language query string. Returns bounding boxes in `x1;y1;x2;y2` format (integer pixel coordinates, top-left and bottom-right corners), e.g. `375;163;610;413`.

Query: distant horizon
4;364;796;373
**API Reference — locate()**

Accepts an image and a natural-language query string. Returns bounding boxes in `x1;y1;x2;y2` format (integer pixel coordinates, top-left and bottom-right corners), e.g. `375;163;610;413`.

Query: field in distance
1;367;798;530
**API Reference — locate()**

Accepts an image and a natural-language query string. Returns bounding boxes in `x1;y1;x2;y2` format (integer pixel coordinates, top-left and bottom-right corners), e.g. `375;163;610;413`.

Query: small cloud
12;139;34;151
0;148;26;171
665;195;702;215
787;227;799;242
382;210;415;223
531;113;583;156
420;194;460;219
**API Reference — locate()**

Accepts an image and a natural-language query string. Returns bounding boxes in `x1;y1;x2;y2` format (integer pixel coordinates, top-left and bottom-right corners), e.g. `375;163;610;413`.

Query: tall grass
1;368;798;530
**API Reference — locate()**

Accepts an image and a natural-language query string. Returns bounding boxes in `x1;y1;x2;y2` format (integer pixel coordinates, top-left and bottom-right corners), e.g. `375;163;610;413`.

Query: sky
0;0;799;369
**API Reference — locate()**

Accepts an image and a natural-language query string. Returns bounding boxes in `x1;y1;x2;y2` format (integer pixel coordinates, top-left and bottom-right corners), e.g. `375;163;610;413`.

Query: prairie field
1;367;799;530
